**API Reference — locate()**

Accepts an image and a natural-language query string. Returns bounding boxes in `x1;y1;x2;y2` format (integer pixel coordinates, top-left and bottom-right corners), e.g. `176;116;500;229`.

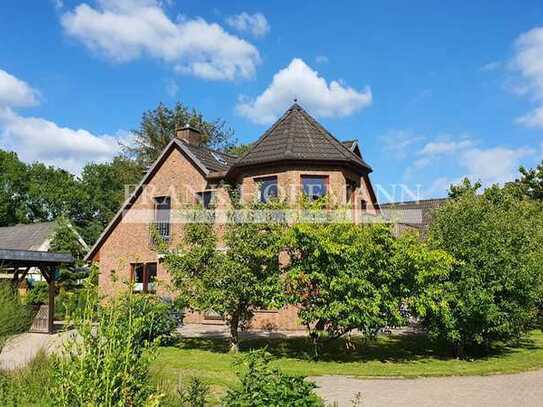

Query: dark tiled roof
342;140;356;150
0;222;57;251
184;143;238;172
228;103;372;173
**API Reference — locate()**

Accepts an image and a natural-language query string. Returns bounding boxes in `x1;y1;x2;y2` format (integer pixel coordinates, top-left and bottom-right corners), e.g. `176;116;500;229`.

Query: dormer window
302;175;328;200
256;176;278;203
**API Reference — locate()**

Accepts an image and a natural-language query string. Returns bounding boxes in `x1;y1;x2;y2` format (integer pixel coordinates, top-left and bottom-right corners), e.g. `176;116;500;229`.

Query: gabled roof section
228;103;372;175
0;222;57;251
85;138;214;261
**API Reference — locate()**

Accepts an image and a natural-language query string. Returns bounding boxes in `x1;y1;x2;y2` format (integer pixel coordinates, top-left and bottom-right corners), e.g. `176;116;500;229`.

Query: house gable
85;139;210;262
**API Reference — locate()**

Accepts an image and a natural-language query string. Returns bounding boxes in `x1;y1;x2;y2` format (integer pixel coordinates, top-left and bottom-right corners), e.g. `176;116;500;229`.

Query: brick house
85;103;379;330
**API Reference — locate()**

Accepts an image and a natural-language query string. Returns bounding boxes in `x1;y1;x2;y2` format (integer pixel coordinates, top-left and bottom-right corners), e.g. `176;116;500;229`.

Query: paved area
0;330;73;371
177;323;308;338
312;370;543;407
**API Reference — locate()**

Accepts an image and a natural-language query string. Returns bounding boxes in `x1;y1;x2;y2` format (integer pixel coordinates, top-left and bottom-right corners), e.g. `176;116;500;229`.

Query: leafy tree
0;150;28;226
283;222;452;357
123;101;235;165
426;183;543;357
163;203;286;351
24;162;84;223
78;156;143;243
225;142;252;157
517;160;543;200
222;350;323;407
448;177;482;199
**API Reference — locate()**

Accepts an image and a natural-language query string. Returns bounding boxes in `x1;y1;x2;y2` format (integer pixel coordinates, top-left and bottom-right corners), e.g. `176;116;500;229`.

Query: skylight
211;151;227;165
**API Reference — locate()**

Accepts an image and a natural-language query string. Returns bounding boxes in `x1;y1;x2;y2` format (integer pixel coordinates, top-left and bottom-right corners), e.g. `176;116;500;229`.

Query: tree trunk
453;342;465;359
229;311;240;352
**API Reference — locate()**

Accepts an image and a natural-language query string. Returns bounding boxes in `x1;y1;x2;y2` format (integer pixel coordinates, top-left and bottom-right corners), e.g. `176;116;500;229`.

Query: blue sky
1;0;543;202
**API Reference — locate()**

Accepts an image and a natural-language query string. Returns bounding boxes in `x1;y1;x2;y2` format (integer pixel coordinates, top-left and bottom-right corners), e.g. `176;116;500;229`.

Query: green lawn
152;330;543;397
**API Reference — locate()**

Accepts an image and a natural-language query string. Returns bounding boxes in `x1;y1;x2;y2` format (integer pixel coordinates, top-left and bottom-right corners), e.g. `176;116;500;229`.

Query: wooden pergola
0;248;74;334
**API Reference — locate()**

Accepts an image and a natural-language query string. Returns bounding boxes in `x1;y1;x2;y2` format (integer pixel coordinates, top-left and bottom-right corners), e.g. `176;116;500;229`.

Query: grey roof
184;143;238;172
228;103;372;173
0;248;73;267
380;198;449;231
0;222;57;251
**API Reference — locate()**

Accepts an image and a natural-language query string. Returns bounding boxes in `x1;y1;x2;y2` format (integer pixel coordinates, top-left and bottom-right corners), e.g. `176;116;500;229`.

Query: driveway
312;370;543;407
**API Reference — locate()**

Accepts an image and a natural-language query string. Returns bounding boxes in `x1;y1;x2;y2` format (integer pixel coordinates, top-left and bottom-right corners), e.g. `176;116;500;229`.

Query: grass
152;330;543;397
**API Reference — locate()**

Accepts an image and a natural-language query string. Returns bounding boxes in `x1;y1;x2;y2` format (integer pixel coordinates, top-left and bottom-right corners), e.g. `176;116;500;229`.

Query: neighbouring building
85;103;380;330
380;198;449;236
0;221;88;282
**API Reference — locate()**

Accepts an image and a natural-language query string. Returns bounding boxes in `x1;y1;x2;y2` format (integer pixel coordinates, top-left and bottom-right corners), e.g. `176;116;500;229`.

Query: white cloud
0;69;124;174
225;12;270;38
512;26;543;128
415;135;534;187
237;58;372;124
461;146;534;185
380;129;424;158
0;69;39;107
480;61;501;72
418;139;474;156
0;107;123;174
61;0;261;80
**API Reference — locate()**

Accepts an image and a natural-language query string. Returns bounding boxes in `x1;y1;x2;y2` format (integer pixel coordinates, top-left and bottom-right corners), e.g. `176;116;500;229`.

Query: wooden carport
0;248;74;334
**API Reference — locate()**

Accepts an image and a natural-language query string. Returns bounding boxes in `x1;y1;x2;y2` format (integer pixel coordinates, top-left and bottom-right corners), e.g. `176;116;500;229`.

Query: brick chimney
176;125;202;145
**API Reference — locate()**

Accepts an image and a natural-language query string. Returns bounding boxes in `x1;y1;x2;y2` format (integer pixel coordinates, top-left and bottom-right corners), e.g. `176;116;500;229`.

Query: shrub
425;182;543;357
177;376;210;407
118;294;182;345
221;350;323;406
25;280;48;306
0;283;31;349
52;279;162;406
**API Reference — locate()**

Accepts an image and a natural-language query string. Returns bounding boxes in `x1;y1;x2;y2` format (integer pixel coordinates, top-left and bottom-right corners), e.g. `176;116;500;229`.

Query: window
361;199;368;212
153;196;171;239
256;176;278;203
196;191;215;209
131;263;157;293
301;176;328;200
346;180;357;204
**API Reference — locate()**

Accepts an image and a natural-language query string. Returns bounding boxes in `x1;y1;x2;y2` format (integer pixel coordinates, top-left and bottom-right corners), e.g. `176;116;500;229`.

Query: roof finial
293;97;298;103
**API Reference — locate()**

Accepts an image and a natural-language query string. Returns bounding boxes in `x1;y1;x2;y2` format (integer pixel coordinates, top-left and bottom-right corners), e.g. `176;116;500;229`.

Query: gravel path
312;370;543;407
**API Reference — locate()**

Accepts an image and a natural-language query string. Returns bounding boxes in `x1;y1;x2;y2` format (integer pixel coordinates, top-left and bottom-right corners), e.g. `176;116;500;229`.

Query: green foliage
0;351;56;406
117;294;182;345
517;160;543;200
176;376;210;407
284;222;453;357
425;182;543;356
123;101;236;166
25;281;49;306
78;156;143;243
163;203;286;351
221;350;323;407
0;150;27;226
448;177;482;199
0;283;31;349
53;277;162;406
224;143;252;157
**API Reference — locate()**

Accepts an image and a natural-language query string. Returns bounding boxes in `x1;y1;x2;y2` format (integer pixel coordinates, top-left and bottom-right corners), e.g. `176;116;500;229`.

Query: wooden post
48;270;55;334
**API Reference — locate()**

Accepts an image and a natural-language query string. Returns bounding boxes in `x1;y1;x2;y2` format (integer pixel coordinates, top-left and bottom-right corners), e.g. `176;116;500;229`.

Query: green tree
0;150;27;226
163;203;286;351
425;182;543;357
78;156;143;244
517;160;543;200
283;222;452;358
225;142;252;157
123;102;235;166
